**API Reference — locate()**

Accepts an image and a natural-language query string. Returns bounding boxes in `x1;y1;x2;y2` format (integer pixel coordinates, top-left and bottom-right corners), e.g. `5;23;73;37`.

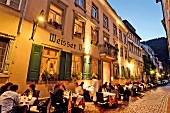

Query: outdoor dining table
64;92;85;112
102;92;118;106
20;96;37;106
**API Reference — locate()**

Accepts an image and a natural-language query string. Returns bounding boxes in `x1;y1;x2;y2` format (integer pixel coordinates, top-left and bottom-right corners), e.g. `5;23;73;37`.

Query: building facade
0;0;131;97
156;0;170;56
123;20;143;82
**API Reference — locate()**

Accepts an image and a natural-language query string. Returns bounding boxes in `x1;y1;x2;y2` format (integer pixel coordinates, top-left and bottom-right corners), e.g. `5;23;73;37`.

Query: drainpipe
17;0;29;35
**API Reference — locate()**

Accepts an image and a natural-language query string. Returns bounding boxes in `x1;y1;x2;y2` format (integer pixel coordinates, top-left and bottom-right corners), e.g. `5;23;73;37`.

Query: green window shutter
59;51;72;80
98;60;101;80
65;52;72;80
27;44;43;81
83;56;91;80
59;51;66;80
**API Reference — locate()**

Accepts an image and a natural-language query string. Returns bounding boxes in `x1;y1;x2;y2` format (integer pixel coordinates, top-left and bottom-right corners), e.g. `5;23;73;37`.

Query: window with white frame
92;3;98;19
0;38;9;73
113;24;117;35
75;0;85;8
103;14;108;28
48;3;63;29
74;15;85;39
0;0;22;10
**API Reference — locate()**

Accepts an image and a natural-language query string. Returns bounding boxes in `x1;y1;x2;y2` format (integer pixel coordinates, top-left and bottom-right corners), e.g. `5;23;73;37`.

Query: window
103;31;109;43
92;3;98;19
123;33;126;44
71;55;82;79
75;0;85;8
48;3;63;30
120;47;123;57
113;24;117;35
104;36;109;42
0;38;9;73
119;29;122;40
91;59;98;76
103;14;108;28
40;47;59;81
74;16;85;39
0;0;22;10
125;49;127;59
91;27;98;45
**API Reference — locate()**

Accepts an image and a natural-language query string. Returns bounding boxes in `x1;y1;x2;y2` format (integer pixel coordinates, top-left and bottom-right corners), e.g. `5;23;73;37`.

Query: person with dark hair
79;82;84;89
0;82;13;95
0;85;20;113
54;84;64;99
75;82;84;95
23;84;36;97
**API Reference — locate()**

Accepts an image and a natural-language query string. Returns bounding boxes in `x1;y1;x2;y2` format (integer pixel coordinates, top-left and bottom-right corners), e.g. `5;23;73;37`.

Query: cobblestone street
84;84;170;113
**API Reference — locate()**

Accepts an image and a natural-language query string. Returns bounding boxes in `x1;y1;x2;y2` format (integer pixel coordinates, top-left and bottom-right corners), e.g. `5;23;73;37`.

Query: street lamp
29;10;44;41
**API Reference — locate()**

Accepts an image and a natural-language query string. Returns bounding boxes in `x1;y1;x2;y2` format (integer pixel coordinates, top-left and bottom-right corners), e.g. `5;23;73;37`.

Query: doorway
103;62;110;84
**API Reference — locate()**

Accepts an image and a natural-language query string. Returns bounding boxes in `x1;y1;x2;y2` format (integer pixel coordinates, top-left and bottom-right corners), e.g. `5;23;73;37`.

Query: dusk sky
107;0;166;41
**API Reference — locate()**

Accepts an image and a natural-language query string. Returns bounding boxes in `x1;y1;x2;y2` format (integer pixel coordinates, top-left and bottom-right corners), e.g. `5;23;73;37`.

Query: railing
99;42;118;59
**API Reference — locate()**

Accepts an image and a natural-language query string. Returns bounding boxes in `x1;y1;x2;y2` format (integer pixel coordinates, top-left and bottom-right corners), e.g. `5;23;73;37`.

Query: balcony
99;42;118;61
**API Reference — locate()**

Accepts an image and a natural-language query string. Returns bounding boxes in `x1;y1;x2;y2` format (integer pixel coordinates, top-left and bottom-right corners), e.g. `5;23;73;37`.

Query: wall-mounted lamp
29;10;44;41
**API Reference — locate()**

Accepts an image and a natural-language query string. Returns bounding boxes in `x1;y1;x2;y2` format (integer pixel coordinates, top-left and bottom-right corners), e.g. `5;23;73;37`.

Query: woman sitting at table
0;82;13;95
23;84;36;97
0;85;20;113
75;82;84;95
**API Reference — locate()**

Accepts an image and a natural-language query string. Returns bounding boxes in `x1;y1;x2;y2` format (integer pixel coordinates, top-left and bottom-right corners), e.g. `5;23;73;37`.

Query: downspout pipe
17;0;28;35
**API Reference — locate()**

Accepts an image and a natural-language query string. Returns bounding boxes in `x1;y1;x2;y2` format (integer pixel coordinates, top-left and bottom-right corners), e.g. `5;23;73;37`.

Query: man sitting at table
0;85;20;113
75;82;84;95
23;84;36;97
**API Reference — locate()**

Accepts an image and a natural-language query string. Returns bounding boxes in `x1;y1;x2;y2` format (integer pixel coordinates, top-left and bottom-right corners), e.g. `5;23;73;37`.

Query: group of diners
0;82;38;113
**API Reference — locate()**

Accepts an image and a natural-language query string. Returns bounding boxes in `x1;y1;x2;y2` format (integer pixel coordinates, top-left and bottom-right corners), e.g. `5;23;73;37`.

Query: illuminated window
91;59;98;75
0;0;22;10
48;3;63;29
71;55;82;76
40;47;59;81
0;38;9;73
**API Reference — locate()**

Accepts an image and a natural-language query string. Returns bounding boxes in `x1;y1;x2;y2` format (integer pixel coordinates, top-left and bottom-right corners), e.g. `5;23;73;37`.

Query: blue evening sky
107;0;166;41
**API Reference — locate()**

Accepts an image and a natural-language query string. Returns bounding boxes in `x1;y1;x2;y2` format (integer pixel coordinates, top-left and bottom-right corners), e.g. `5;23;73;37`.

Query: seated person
79;82;84;89
54;84;64;100
107;83;114;92
0;85;20;113
102;82;108;91
23;84;37;97
53;84;68;109
0;82;13;95
75;82;84;95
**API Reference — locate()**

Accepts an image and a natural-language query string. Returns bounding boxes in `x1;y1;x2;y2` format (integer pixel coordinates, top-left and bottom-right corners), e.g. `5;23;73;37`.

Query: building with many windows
0;0;136;97
123;20;143;82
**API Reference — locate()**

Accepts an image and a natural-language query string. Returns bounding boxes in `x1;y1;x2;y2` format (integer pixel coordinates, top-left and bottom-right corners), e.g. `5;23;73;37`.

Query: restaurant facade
0;0;141;97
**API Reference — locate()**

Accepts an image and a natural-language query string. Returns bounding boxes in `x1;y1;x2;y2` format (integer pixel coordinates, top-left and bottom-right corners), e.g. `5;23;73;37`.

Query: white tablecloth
64;95;83;105
103;92;116;97
20;96;37;105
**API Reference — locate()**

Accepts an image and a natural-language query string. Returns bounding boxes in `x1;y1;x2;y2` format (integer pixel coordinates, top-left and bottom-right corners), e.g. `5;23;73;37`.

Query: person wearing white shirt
92;76;99;103
0;85;20;113
75;82;84;95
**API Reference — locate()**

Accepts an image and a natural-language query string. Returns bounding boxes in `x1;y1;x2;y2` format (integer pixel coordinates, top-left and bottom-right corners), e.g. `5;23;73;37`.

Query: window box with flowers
41;70;58;83
71;72;82;81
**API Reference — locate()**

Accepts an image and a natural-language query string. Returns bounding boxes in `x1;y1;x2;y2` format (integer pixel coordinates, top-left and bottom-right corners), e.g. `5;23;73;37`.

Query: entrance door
103;62;110;84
